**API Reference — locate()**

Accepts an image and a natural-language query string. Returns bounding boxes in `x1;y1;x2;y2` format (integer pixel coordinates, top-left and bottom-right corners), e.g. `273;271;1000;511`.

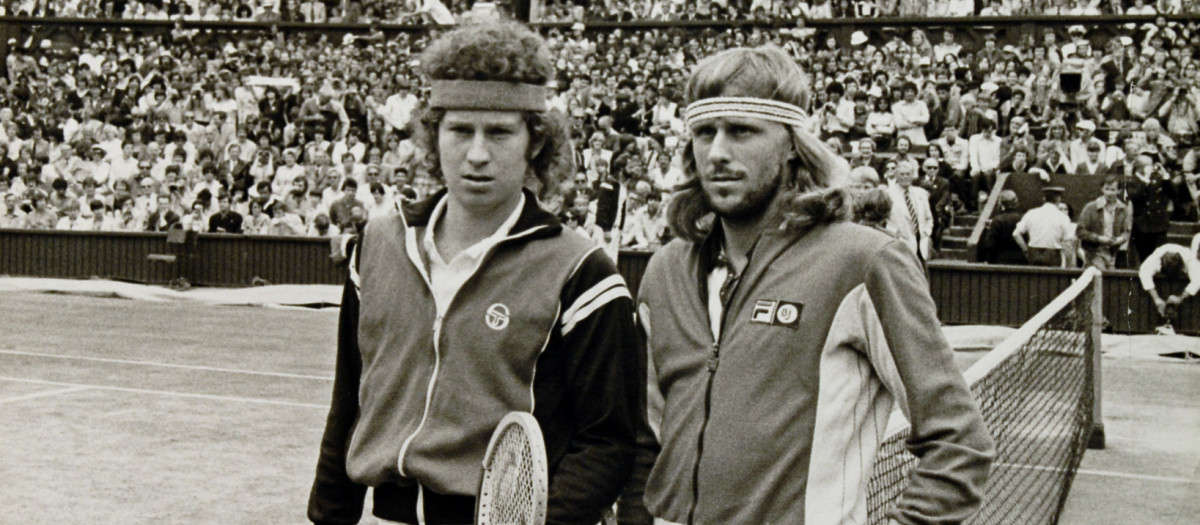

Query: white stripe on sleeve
561;274;625;325
560;279;631;336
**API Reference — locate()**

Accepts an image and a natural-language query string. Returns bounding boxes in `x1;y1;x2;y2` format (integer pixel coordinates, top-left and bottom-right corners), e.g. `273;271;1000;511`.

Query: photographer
1158;82;1200;139
1128;151;1177;263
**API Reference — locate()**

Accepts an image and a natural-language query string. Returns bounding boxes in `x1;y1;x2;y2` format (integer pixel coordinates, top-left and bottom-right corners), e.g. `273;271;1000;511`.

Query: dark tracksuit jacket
308;190;639;525
638;221;994;525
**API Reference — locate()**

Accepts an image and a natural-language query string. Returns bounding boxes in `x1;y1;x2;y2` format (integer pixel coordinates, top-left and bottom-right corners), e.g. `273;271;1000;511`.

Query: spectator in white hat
1069;119;1107;168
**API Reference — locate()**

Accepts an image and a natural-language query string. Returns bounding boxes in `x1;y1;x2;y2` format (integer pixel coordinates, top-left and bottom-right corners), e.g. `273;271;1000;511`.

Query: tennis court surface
1;281;1197;524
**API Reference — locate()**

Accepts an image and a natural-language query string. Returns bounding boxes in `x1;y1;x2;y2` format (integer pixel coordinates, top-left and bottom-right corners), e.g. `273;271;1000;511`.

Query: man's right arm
308;248;367;524
867;239;995;524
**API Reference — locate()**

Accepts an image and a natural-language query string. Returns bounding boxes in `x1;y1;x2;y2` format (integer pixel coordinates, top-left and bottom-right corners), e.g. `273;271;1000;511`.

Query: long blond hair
668;45;850;242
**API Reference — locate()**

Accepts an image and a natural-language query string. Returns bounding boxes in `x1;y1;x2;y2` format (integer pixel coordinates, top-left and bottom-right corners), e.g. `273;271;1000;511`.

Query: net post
1088;269;1106;450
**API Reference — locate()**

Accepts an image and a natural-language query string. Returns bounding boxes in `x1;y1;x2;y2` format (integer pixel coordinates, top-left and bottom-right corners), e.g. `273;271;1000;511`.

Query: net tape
866;270;1098;525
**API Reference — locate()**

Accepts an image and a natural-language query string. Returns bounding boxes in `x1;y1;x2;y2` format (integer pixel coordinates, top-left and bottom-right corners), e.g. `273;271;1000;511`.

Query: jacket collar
694;217;802;303
401;187;563;241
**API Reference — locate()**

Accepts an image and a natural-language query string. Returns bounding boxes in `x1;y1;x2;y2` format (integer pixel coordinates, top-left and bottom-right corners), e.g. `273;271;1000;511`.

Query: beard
700;167;784;222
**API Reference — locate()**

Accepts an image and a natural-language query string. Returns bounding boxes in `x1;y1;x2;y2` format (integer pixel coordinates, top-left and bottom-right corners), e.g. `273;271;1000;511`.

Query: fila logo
750;300;803;329
485;303;510;331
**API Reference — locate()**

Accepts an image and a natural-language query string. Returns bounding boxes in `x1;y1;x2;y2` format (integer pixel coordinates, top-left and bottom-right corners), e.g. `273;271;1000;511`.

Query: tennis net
867;268;1102;525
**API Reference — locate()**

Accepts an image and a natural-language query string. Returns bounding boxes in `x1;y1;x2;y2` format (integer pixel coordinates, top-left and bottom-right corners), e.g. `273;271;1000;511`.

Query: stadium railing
0;228;1191;334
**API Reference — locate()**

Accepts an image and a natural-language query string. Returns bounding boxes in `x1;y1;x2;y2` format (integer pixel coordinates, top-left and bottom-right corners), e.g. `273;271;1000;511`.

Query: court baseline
0;375;327;409
0;348;334;381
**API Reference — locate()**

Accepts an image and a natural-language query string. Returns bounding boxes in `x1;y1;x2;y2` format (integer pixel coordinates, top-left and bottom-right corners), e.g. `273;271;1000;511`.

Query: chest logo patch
750;300;803;329
485;303;510;331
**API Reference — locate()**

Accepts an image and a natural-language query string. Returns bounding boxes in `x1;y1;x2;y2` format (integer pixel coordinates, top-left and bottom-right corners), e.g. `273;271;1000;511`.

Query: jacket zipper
687;339;721;525
394;222;549;476
687;272;740;525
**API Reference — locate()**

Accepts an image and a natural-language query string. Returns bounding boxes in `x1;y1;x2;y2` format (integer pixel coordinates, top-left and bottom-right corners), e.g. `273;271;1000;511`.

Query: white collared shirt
422;193;525;316
1014;203;1073;249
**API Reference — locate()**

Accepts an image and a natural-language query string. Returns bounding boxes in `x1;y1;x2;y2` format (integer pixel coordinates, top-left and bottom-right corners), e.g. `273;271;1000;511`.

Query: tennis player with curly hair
308;20;639;525
635;45;995;525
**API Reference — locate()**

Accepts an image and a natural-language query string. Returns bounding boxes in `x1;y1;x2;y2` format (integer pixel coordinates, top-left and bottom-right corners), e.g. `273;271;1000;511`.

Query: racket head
476;411;548;525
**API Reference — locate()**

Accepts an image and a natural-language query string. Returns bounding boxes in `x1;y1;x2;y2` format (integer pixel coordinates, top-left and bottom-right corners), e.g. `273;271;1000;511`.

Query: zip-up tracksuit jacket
638;220;995;524
308;190;639;525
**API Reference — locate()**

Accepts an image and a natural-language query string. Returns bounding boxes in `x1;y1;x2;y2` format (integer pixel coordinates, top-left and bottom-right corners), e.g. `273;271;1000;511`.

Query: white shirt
331;141;367;165
422;193;525;316
707;260;729;343
1139;243;1200;296
1015;203;1073;249
381;92;420;133
968;132;1002;174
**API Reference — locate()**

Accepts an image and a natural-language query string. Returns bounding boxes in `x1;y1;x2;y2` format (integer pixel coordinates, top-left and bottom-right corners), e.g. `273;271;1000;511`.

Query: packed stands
0;3;1198;269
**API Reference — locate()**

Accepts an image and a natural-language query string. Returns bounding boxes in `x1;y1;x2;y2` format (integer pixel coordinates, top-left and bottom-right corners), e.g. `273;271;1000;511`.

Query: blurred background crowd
5;0;1200;21
0;1;1197;269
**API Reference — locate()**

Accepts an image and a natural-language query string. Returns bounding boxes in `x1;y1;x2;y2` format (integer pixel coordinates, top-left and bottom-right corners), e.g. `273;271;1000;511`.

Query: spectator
181;200;208;232
1068;120;1107;169
888;160;935;262
893;81;930;146
208;192;243;234
621;181;666;249
328;178;364;231
968;113;1002;206
268;192;306;235
145;193;180;232
244;199;272;235
865;92;896;150
1075;141;1114;176
920;155;954;246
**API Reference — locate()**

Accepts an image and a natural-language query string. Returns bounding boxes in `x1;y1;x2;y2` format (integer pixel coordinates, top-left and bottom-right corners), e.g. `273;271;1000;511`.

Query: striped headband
429;80;548;111
685;97;809;129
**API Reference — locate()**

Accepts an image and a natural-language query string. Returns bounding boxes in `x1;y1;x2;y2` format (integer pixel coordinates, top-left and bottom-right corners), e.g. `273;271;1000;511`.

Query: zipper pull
707;342;720;373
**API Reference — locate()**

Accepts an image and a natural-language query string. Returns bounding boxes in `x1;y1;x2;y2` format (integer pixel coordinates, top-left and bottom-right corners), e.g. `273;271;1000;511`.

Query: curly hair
667;45;850;242
414;20;572;199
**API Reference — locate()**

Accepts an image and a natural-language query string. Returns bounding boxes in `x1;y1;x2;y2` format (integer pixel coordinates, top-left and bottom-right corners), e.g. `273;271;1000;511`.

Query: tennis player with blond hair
635;45;995;524
308;19;639;525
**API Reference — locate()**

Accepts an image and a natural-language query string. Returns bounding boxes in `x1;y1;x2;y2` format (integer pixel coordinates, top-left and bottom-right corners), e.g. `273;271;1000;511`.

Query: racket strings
489;426;538;524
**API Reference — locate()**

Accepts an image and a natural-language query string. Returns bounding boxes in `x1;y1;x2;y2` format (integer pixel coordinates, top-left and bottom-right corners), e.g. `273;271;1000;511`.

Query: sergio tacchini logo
485;303;510;330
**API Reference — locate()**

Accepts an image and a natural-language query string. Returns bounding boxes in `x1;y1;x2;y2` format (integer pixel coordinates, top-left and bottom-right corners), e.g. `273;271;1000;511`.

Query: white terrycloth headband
684;97;810;129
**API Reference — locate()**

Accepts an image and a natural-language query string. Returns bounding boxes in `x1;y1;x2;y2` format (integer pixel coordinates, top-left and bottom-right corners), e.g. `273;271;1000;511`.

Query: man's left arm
546;248;639;525
867;240;996;525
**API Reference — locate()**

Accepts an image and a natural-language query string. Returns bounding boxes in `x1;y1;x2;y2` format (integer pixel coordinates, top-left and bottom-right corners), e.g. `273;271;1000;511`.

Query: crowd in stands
1;0;490;22
6;0;1200;22
0;10;1198;267
536;0;1200;21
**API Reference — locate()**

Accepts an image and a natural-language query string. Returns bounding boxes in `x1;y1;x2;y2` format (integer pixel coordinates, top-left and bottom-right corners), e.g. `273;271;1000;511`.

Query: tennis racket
476;411;548;525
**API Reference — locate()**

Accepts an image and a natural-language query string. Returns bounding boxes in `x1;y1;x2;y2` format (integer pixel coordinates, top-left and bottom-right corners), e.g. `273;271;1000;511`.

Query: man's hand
1166;294;1184;307
1154;296;1168;316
